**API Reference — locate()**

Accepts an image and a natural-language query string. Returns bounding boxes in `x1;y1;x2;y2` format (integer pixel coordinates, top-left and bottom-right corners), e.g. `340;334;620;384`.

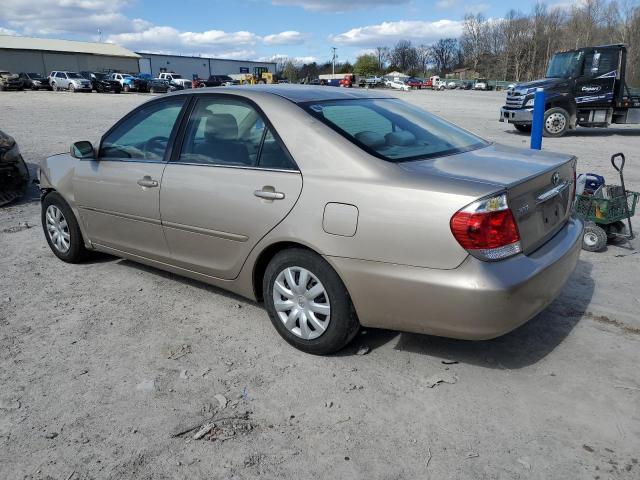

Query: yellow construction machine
239;67;274;85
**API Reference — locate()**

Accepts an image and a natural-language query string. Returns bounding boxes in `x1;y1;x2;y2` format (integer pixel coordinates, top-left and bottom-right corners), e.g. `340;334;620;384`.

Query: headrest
204;114;238;141
385;130;416;146
355;131;386;148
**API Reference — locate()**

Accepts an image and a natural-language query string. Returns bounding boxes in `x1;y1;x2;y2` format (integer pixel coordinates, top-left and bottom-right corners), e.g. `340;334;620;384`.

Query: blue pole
530;87;545;150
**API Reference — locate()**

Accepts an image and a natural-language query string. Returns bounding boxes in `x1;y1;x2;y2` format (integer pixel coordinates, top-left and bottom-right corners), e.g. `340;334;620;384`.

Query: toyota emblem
552;172;561;185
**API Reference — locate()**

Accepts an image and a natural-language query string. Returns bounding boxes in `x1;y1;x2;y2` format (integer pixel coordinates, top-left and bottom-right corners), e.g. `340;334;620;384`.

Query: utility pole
97;28;102;42
331;47;337;75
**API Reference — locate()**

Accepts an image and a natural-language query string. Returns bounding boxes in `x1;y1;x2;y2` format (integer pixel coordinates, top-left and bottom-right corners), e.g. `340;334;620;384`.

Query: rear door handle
254;187;285;200
137;176;159;188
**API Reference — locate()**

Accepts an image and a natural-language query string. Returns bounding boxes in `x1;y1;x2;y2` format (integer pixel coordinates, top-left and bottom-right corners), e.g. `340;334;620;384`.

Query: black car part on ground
0;130;29;206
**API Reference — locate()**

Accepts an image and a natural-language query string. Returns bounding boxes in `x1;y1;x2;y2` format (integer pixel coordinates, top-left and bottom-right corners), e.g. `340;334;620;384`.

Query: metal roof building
136;52;277;81
0;35;140;76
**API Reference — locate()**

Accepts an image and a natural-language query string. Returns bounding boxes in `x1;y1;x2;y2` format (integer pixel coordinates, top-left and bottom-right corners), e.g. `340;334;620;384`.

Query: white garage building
0;35;140;76
136;52;277;80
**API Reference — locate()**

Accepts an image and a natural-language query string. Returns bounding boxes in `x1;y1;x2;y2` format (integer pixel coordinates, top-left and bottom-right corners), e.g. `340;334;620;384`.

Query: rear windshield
301;98;488;162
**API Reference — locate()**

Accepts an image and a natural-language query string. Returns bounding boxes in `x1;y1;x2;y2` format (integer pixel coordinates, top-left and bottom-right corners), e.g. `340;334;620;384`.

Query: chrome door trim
162;220;249;242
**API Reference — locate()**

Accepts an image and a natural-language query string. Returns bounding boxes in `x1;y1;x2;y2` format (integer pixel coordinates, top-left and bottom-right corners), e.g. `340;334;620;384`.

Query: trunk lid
398;143;576;254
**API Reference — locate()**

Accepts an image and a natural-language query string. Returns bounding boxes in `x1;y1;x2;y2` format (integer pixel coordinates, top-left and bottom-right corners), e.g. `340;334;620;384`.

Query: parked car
0;70;24;91
38;86;581;354
461;80;473;90
278;79;291;84
405;77;424;89
385;79;410;91
137;73;170;93
447;81;458;89
108;73;148;92
474;78;490;90
80;71;122;93
193;75;235;88
157;73;192;89
0;130;29;206
48;71;92;92
18;72;51;90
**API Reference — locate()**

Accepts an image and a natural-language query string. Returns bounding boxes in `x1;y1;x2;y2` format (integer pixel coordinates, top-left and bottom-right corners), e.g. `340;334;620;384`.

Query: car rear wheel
42;192;89;263
543;107;570;137
582;224;607;252
263;248;360;354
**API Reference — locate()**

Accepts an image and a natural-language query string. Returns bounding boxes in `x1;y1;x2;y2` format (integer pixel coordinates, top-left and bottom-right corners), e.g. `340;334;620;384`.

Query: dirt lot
1;89;639;480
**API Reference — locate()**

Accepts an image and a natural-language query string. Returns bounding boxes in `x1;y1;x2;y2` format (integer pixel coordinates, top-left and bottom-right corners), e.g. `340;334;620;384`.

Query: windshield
94;73;107;80
546;51;583;78
171;74;182;79
302;98;488;162
67;72;82;79
27;73;42;79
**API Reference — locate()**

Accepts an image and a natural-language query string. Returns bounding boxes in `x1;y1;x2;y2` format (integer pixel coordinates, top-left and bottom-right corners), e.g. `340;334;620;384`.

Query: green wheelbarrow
574;153;638;252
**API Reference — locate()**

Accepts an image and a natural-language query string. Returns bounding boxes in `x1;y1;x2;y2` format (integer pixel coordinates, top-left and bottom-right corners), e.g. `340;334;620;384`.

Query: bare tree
430;39;459;75
416;44;431;76
390;40;418;73
375;46;389;71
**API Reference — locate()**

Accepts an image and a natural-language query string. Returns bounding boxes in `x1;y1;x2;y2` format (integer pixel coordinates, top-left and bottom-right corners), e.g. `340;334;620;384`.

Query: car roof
182;84;395;103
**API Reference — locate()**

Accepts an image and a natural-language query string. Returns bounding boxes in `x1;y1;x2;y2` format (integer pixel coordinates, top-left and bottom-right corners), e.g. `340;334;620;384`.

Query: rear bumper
327;216;583;340
500;107;533;124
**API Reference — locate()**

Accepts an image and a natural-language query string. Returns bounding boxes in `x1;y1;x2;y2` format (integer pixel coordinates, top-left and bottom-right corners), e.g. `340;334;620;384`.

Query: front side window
302;98;488;162
546;51;583;78
100;98;185;160
178;97;295;169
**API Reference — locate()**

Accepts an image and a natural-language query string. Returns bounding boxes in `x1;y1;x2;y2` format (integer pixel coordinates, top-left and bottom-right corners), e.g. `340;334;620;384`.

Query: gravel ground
1;89;639;480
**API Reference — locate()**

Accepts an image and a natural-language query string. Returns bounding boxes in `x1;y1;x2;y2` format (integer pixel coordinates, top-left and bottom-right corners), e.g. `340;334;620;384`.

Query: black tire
582;224;607;252
514;124;532;133
263;248;360;355
41;192;89;263
543;107;570;137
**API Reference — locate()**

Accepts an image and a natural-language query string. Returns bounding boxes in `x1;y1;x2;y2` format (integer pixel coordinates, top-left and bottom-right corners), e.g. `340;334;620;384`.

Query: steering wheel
144;136;169;160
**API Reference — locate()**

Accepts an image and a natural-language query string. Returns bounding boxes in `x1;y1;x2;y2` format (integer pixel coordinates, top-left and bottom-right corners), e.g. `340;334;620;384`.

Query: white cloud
436;0;459;8
0;27;18;35
0;1;312;59
331;19;465;46
272;0;409;12
0;0;148;36
263;31;307;45
258;54;319;65
106;27;260;56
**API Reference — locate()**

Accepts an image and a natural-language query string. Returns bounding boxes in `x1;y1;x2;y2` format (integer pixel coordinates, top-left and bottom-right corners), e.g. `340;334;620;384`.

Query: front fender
39;153;79;205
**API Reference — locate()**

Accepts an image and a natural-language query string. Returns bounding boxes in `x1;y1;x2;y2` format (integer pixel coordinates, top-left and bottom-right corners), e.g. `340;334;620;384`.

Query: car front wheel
543;107;570;137
263;248;360;354
42;192;89;263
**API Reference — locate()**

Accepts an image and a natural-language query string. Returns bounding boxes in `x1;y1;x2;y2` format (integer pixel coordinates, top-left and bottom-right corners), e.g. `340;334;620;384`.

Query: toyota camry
38;86;582;354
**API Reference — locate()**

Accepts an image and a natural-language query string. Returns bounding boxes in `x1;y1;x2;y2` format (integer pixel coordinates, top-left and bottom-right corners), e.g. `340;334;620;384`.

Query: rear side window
302;98;488;162
177;97;296;170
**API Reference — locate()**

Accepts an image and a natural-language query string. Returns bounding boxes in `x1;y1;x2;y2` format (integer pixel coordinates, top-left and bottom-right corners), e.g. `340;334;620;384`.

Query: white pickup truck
157;73;192;89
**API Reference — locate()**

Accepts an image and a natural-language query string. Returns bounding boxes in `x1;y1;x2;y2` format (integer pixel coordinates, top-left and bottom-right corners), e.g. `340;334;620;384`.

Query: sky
0;0;571;64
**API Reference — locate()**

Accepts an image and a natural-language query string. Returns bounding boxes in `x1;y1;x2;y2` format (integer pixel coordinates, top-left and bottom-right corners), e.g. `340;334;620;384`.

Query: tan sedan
38;86;582;354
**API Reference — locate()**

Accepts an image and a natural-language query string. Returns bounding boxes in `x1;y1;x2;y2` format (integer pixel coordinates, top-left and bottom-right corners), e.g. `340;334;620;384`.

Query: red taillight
450;193;522;261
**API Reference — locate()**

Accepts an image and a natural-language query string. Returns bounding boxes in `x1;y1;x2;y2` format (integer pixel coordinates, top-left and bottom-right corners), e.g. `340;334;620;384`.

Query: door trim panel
79;205;162;225
162;221;249;242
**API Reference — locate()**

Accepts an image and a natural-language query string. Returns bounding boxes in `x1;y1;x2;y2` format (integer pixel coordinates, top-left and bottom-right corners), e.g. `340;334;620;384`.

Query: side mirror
70;141;95;159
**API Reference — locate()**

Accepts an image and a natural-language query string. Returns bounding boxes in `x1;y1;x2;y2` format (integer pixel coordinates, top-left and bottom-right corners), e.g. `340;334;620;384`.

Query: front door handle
137;176;159;188
254;187;285;200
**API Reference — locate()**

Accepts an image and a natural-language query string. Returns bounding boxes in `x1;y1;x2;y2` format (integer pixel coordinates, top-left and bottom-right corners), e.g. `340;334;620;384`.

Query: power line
331;47;337;75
